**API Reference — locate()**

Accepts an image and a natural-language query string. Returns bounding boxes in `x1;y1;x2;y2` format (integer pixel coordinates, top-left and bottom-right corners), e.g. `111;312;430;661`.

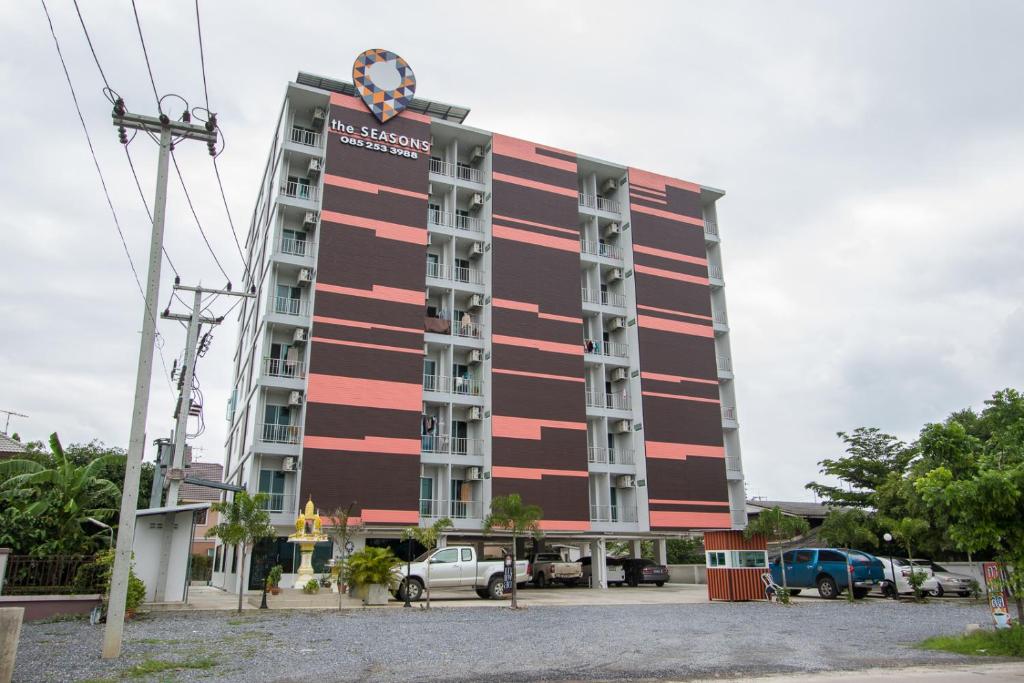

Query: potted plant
302;578;320;594
266;565;283;595
344;547;400;605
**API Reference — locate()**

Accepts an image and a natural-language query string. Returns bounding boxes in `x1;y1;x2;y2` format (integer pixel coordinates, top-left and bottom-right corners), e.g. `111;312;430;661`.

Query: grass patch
132;637;184;645
123;656;217;678
919;626;1024;657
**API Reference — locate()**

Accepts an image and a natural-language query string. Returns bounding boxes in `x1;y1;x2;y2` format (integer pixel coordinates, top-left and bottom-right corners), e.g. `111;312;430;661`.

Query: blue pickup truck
769;548;884;599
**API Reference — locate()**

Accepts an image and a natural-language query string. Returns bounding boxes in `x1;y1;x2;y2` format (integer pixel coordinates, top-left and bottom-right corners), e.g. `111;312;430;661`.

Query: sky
1;1;1022;501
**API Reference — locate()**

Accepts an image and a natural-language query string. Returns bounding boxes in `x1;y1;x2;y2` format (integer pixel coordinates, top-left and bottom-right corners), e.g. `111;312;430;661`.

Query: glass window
731;551;766;568
782;550;796;564
461;548;473;562
795;550;814;563
707;551;727;567
432;548;458;564
819;550;845;563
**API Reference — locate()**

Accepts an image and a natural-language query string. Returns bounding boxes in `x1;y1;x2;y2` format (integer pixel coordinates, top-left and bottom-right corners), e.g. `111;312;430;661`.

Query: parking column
631;540;643;558
656;539;667;566
590;539;607;589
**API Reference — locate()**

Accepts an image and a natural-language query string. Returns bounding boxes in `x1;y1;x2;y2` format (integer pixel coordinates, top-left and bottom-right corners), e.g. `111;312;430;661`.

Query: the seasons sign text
330;119;431;160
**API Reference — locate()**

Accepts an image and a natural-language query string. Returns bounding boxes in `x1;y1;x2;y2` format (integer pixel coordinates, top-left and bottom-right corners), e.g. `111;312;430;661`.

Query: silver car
917;560;975;597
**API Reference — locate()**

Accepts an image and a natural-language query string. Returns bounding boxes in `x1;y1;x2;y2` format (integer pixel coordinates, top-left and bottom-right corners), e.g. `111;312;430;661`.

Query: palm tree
0;432;120;554
401;516;452;608
819;507;876;601
744;506;809;600
483;494;543;609
206;491;275;612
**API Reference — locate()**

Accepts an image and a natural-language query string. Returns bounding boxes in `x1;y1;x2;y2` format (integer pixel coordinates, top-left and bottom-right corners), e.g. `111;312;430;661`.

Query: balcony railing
713;311;729;325
264;357;305;379
422;374;484;397
430;159;485;184
274;296;309;317
717;356;732;372
428;209;485;234
420;498;445;518
259;492;297;514
425;260;484;285
449;499;483;519
281;180;318;202
454;320;484;339
722;406;738;422
590;504;637;523
280;236;309;257
587;447;636;465
581;288;626;308
289;126;322;148
259;423;301;445
578;193;621;214
583;338;629;358
580;239;623;260
585;390;631;411
421;434;484;457
704;221;719;238
708;264;723;281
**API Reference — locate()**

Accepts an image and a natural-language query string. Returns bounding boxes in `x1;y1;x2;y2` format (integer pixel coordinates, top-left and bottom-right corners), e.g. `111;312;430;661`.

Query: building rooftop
296;72;471;124
179;462;224;502
0;433;27;456
747;499;835;520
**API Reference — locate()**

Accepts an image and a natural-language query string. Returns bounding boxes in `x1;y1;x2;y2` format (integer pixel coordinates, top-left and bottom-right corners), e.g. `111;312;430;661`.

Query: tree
0;433;121;555
744;506;810;598
667;538;705;564
325;504;363;608
806;428;916;508
880;516;931;598
401;517;453;608
483;493;543;609
206;491;275;613
819;507;877;601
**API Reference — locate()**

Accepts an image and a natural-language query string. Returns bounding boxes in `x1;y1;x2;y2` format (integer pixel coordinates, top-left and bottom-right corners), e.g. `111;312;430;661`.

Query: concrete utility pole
102;105;217;660
153;284;253;601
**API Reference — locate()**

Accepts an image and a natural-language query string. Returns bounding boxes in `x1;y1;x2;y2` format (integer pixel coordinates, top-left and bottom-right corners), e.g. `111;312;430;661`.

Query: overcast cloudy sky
2;1;1021;501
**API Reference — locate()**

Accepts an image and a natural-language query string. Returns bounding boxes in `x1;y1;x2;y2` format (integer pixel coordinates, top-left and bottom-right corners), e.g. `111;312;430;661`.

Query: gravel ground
14;599;999;682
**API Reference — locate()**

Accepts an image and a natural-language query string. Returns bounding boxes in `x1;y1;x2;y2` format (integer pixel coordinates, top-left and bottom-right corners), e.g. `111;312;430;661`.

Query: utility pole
102;104;217;660
0;410;28;435
153;283;253;601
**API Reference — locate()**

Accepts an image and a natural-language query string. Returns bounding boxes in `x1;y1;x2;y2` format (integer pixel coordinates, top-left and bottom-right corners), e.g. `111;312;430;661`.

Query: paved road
15;599;1010;682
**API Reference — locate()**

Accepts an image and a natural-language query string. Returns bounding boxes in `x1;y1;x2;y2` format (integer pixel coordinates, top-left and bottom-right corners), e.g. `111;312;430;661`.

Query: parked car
578;556;627;587
620;558;669;587
769;548;884;599
916;560;975;597
530;552;583;587
393;545;530;600
874;557;939;597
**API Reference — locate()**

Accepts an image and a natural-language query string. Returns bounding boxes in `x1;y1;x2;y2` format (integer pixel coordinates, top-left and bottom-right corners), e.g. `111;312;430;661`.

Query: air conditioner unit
604;268;623;283
468;407;483;421
469;242;484;258
311;106;327;126
607;316;625;331
468;294;484;310
470;146;485;162
303;211;319;230
292;327;309;344
615;474;635;488
466;466;482;481
288;391;304;406
603;223;621;238
298;268;314;285
282;456;297;472
613;419;632;434
468;349;483;364
308;158;323;177
610;367;628;383
601;178;618;195
469;193;484;209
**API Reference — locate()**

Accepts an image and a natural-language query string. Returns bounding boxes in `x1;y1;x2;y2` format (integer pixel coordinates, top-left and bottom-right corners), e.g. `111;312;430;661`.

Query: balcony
580;239;623;261
427;209;484;234
585;390;631;411
579;193;621;214
263;357;306;379
722;406;739;428
717;355;733;380
429;158;485;185
420;499;484;519
274;296;309;317
280;180;318;202
704;220;720;242
583;338;629;358
581;288;626;309
425;260;484;286
259;423;301;445
713;311;729;333
590;504;638;523
259;492;297;514
422;374;484;397
423;315;485;340
587;447;635;465
420;434;484;457
289;126;322;148
280;236;310;258
708;263;724;286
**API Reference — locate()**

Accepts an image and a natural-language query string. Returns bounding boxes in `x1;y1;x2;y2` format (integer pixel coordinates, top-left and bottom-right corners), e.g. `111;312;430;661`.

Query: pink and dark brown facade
221;72;746;550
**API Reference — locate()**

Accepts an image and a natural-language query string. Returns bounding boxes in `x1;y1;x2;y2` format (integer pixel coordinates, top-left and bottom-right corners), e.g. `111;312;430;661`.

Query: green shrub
302;578;320;594
343;546;400;588
77;550;147;614
190;554;212;581
266;564;283;588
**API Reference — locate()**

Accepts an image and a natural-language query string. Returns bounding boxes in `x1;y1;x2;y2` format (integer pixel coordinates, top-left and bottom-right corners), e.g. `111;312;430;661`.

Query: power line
170;150;232;284
129;0;161;112
72;0;109;91
194;0;210;110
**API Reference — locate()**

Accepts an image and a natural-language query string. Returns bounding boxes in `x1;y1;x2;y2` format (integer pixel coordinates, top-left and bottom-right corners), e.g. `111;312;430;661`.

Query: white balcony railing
454;320;485;339
449;499;483;519
578;193;621;214
426;260;484;285
580;239;623;260
585;390;631;411
583;338;629;358
722;406;738;422
259;423;301;445
428;209;485;234
717;356;732;373
430;159;485;185
289;126;322;148
588;447;636;465
274;296;309;317
704;221;719;238
420;498;446;518
259;492;296;514
426;261;452;281
588;446;609;464
280;236;309;257
590;504;638;523
582;288;626;308
714;311;729;325
423;374;484;397
281;180;318;202
708;264;723;281
421;434;484;457
263;357;305;379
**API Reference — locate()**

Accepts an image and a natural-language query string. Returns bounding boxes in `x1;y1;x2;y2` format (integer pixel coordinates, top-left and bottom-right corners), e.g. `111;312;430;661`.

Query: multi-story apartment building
213;69;746;591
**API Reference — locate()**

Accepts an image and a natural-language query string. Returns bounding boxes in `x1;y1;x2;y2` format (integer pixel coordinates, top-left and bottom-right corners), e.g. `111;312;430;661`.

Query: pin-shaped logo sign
352;49;416;123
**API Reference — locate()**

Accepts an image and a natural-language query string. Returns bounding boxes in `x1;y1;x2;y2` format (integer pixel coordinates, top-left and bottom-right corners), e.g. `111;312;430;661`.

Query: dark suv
620;558;669;587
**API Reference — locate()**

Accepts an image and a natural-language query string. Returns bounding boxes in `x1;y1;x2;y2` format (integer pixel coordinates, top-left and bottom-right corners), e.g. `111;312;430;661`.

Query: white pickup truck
394;545;531;600
530;552;583;587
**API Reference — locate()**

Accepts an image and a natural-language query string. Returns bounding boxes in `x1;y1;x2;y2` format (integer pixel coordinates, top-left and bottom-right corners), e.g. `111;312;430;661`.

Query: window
452;420;468;454
282;228;306;256
432;548;458;563
419;477;434;515
258;470;286;512
731;551;766;568
194;509;208;525
707;551;727;567
454;257;470;283
461;548;473;562
795;550;814;564
819;550;845;563
609;486;618;522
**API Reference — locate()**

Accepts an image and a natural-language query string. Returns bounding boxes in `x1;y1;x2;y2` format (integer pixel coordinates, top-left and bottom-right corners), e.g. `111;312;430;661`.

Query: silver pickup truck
394;545;531;600
530;552;583;587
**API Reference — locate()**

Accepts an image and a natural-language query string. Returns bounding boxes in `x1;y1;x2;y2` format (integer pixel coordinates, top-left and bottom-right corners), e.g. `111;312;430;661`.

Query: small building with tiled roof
179;461;224;559
0;433;27;457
